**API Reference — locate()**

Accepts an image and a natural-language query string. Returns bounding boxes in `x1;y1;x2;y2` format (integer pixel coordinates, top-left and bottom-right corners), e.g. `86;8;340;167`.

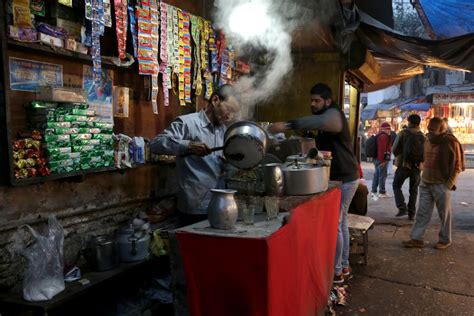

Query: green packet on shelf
45;128;79;135
71;139;101;146
64;115;88;122
49;152;81;161
70;109;95;116
25;101;58;109
58;102;89;110
92;134;113;140
45;147;72;156
43;141;71;148
93;122;114;129
77;128;102;134
71;121;95;128
70;133;92;140
72;145;95;152
44;134;70;143
46;122;71;128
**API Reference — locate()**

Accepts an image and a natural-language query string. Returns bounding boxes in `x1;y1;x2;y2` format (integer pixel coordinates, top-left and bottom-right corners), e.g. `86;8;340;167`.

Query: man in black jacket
392;114;425;220
269;83;359;284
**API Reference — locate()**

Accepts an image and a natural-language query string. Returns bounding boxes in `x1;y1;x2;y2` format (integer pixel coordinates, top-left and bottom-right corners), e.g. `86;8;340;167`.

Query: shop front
429;92;474;167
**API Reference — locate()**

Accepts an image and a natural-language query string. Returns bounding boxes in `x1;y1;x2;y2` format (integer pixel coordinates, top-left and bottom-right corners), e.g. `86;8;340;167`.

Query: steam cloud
213;0;337;119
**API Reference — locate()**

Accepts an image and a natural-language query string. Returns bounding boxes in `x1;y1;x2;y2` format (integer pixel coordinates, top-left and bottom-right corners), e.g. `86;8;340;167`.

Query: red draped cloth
176;187;341;316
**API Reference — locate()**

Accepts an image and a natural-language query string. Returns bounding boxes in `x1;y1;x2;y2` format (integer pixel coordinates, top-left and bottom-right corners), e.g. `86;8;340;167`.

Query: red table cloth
176;187;341;316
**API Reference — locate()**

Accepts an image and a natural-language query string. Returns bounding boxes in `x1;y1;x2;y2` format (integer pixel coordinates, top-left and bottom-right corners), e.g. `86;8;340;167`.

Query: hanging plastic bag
16;215;65;301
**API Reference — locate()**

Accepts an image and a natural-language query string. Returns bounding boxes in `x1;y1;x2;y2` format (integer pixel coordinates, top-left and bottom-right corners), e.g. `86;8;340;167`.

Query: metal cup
263;163;284;196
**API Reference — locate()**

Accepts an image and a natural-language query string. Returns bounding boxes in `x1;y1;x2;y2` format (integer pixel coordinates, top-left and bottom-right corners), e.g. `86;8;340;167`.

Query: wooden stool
348;214;374;265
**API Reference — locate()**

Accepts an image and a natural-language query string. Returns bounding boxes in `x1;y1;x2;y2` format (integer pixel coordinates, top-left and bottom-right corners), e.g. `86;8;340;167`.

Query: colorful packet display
12;133;50;179
23;100;115;175
13;0;33;28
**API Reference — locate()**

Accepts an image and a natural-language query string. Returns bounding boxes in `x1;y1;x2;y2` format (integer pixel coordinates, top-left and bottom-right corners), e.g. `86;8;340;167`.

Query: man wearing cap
371;122;392;200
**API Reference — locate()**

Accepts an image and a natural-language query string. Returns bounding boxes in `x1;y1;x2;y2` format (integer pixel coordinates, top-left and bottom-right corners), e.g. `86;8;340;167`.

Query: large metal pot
223;121;269;170
282;162;329;195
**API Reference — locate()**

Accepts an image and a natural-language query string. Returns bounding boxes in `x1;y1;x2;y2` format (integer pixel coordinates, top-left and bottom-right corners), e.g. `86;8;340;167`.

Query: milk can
207;189;238;230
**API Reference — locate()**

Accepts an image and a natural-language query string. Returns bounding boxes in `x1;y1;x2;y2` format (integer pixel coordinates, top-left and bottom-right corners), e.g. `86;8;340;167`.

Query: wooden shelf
10;163;156;186
7;39;135;72
11;166;118;186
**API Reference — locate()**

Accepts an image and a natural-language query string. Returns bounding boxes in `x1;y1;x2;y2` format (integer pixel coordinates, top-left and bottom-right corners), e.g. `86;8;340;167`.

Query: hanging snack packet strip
182;12;192;104
159;2;170;106
177;9;186;106
114;0;128;60
190;15;202;98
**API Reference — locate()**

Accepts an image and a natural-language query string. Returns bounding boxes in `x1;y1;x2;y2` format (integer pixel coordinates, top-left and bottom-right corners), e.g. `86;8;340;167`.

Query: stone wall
0;164;166;291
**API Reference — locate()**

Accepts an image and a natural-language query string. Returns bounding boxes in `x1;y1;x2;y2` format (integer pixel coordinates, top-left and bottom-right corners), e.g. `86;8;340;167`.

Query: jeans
410;182;452;243
393;166;421;215
334;179;359;275
372;160;388;194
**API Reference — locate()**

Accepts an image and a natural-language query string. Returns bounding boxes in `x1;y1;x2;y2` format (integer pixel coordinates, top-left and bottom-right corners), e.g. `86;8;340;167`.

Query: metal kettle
116;220;151;262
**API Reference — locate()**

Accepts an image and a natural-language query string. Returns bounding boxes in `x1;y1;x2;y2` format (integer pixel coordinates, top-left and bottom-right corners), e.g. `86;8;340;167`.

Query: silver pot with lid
282;160;329;195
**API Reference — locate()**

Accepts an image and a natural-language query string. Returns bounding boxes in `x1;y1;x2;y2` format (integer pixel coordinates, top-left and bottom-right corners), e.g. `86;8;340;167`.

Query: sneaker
371;192;379;201
434;242;452;250
408;213;415;221
342;266;351;276
333;273;344;284
402;239;424;248
396;209;407;217
342;266;352;279
378;193;391;198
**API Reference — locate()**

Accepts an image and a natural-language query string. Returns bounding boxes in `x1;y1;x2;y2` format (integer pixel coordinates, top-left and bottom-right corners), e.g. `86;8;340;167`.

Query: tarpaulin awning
361;102;397;121
415;0;474;39
399;97;431;111
355;10;474;72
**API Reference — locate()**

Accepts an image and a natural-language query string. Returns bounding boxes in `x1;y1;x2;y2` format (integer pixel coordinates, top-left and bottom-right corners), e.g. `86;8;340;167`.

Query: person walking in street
371;122;392;201
392;114;425;220
268;83;359;284
402;117;465;250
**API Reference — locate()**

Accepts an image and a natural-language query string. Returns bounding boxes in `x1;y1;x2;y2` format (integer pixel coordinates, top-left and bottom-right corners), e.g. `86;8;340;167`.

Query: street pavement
337;162;474;315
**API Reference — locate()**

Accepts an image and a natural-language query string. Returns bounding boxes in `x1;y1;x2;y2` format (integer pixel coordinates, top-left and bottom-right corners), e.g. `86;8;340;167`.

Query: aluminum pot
223;121;269;170
83;235;119;271
207;189;238;230
282;162;329;195
116;226;151;262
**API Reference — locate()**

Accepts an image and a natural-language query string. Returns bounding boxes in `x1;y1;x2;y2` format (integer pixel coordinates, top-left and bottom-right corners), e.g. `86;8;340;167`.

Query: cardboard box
39;32;64;49
37;86;87;103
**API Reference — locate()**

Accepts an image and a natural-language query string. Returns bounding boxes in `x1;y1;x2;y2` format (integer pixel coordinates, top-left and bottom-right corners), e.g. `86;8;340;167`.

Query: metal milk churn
207;189;238;230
